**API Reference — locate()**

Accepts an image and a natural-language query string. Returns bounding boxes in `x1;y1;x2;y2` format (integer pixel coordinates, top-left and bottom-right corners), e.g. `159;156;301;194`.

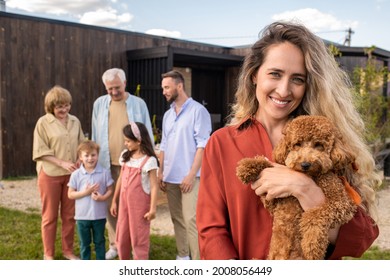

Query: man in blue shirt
92;68;153;260
158;70;212;260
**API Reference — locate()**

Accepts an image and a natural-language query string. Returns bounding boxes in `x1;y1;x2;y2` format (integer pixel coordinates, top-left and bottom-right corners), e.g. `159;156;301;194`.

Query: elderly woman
33;85;85;260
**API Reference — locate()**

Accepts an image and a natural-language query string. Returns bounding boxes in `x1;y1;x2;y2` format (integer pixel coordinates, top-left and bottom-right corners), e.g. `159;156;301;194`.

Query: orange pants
37;170;75;257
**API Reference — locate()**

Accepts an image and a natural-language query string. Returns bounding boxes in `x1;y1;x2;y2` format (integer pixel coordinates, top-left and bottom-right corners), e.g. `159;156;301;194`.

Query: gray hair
102;68;126;84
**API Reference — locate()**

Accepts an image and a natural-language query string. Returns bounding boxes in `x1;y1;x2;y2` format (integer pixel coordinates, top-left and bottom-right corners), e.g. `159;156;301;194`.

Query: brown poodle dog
236;115;358;260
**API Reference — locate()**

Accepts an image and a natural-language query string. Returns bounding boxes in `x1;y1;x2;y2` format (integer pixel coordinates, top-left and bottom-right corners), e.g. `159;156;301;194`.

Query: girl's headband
129;121;141;142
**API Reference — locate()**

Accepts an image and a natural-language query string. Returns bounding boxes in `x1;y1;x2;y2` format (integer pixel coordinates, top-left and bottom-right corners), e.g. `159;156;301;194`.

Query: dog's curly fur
236;115;358;260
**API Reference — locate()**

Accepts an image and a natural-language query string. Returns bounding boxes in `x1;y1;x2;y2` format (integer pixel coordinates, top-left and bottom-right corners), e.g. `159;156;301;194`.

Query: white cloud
375;0;386;10
6;0;110;15
145;29;181;39
272;8;358;32
6;0;133;29
79;8;133;27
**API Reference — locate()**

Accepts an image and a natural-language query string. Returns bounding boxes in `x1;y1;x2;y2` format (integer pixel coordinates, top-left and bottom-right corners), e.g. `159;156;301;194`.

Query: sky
3;0;390;51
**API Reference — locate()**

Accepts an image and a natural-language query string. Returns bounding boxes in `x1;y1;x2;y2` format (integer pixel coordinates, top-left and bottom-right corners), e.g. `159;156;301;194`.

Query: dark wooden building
335;45;390;98
0;12;243;178
1;12;389;178
126;45;243;130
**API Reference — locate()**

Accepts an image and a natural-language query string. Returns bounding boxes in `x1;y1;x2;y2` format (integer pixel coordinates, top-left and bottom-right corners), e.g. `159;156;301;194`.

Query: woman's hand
59;160;78;172
250;162;326;211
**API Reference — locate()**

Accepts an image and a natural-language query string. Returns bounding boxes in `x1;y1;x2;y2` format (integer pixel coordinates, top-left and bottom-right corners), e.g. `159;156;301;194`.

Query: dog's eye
314;142;324;151
293;143;301;149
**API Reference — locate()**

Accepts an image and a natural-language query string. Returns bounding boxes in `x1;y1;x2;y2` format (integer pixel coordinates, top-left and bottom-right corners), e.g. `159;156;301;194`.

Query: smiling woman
32;85;85;260
196;21;381;260
252;42;306;143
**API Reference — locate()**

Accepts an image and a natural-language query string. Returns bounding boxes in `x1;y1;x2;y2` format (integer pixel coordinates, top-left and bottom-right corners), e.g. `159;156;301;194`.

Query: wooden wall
0;12;239;178
2;13;389;178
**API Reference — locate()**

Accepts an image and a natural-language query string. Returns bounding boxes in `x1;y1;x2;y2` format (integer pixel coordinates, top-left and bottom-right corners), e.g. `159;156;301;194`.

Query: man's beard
167;90;179;104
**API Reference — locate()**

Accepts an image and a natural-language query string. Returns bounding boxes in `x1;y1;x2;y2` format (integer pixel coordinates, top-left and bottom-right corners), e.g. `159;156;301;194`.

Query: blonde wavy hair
229;21;380;221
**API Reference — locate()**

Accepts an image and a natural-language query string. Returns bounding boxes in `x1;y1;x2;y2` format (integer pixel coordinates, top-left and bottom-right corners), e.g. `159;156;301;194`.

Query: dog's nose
301;162;311;171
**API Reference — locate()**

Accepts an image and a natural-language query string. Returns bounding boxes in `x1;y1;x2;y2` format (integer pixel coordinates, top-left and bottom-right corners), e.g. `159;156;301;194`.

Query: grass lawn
0;206;389;260
0;207;176;260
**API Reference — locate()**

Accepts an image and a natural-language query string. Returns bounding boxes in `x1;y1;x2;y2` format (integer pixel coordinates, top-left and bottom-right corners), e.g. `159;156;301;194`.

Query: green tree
351;46;390;155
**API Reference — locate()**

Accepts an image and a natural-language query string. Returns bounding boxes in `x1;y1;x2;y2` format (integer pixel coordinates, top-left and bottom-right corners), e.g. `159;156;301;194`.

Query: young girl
110;121;159;260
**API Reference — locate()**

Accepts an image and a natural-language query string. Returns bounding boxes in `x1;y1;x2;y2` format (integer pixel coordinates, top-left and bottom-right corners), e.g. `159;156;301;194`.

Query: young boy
68;140;114;260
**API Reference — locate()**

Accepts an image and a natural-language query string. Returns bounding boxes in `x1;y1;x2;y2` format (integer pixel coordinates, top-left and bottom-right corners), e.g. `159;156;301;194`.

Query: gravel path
373;186;390;249
0;178;174;236
0;178;389;249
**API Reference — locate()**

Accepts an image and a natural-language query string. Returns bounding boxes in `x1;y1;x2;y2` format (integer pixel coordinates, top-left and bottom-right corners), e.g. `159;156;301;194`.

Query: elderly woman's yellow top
33;113;84;176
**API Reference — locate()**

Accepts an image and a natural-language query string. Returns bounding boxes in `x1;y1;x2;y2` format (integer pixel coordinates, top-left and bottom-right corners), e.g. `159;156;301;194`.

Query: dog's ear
273;123;291;164
330;136;355;170
273;138;289;164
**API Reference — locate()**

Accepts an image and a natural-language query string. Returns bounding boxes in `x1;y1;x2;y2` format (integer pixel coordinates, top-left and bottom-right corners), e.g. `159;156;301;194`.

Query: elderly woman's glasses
54;104;71;110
